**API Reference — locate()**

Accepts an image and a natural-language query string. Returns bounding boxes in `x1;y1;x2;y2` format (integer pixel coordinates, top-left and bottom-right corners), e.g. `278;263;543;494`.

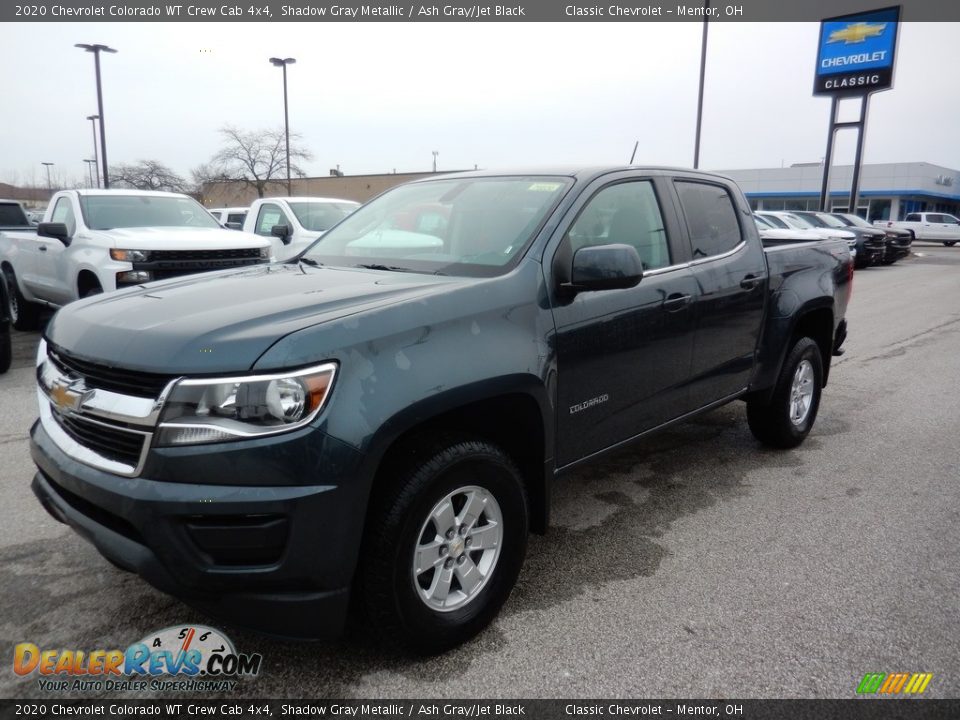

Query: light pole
86;115;100;188
693;1;710;169
41;162;54;191
269;57;296;196
75;43;117;189
432;151;438;173
83;159;97;188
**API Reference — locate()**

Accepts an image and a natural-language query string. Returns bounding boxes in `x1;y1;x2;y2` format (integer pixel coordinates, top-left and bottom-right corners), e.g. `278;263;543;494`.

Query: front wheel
944;241;957;247
358;437;528;654
747;337;824;449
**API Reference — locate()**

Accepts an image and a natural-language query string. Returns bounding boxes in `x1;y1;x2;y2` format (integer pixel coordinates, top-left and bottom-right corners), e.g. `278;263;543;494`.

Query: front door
31;197;74;305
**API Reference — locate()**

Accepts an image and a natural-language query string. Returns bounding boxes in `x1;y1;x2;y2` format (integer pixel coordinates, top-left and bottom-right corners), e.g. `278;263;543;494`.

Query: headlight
110;249;151;262
259;247;271;258
156;363;337;446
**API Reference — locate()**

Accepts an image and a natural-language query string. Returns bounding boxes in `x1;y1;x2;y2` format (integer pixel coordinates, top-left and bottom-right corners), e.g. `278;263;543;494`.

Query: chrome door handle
663;293;691;311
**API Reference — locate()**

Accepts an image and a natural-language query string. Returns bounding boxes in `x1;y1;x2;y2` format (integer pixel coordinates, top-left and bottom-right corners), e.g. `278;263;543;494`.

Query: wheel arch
749;300;835;404
360;381;554;536
76;268;103;297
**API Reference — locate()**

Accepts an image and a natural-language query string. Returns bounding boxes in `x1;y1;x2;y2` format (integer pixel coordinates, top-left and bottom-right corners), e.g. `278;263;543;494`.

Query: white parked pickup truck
243;196;360;261
874;212;960;246
0;190;271;330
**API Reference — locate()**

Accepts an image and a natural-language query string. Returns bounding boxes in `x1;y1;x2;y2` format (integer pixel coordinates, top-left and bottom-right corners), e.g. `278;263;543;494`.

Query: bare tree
209;125;312;198
110;160;188;193
189;162;229;204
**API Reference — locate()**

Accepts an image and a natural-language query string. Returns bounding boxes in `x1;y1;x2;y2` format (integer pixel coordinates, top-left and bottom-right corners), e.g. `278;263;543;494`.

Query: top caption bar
4;0;960;22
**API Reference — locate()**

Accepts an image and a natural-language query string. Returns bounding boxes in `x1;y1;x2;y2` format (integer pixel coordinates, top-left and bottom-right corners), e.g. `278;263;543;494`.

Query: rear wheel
945;241;957;247
2;267;41;331
358;436;528;654
747;337;823;449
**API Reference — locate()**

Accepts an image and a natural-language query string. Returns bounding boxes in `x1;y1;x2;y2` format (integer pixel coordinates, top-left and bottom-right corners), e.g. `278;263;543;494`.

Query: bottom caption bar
1;700;958;720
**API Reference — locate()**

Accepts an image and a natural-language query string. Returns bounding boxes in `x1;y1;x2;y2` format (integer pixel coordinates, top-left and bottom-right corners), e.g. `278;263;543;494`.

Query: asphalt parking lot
1;245;959;699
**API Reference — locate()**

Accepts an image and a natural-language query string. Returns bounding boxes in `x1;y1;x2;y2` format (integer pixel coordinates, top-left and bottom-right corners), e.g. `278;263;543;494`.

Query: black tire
0;324;10;374
881;254;897;266
945;241;957;247
358;436;528;654
853;250;868;269
2;267;41;331
80;281;103;298
747;337;824;449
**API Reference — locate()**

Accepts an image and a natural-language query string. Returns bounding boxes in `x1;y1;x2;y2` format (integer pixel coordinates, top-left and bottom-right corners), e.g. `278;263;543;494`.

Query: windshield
779;213;816;230
302;176;572;277
812;212;847;228
288;201;359;232
758;213;788;229
80;195;221;230
754;215;772;229
837;213;871;228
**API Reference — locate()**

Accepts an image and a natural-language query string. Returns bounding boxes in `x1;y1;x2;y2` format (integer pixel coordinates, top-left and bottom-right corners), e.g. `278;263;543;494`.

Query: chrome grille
52;411;145;468
48;346;173;399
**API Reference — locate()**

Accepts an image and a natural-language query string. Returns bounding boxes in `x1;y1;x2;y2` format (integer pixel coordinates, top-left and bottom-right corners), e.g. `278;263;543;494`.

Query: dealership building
717;161;960;222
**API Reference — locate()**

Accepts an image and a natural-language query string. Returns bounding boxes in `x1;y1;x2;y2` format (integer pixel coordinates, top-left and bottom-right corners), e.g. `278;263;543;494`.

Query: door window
255;204;289;236
565;180;670;270
674;181;743;259
50;198;76;236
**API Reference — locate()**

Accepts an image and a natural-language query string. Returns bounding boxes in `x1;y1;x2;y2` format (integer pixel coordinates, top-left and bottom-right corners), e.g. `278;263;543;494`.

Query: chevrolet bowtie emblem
828;22;887;44
50;379;92;414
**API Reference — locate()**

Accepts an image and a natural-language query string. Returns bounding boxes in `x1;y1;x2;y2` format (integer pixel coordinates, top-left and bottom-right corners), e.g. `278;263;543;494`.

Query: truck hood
87;226;270;251
45;263;462;374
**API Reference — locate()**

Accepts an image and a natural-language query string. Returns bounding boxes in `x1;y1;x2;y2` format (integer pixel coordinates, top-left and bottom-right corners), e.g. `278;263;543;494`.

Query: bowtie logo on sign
828;22;887;44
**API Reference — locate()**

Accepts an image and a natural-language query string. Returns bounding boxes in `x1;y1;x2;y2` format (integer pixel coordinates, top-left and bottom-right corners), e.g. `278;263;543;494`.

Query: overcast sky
3;21;958;187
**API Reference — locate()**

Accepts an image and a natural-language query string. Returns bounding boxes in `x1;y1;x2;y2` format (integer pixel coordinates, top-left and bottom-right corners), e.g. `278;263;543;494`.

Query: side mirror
561;244;644;295
224;222;243;230
271;224;291;244
37;222;71;246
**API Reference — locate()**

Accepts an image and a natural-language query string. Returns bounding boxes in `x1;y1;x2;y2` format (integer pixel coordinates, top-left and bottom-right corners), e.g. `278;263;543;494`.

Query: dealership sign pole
815;5;900;214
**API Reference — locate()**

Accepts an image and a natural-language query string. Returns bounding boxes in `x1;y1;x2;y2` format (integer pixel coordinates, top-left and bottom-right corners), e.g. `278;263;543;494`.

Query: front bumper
862;239;886;265
884;236;912;261
30;418;368;639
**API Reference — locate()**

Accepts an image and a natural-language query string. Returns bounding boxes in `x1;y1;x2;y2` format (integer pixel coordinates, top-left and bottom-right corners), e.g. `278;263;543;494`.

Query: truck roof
407;166;734;183
261;196;360;204
70;189;191;198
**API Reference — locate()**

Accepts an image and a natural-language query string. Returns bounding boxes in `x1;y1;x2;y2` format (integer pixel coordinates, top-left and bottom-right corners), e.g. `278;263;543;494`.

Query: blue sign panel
814;5;900;95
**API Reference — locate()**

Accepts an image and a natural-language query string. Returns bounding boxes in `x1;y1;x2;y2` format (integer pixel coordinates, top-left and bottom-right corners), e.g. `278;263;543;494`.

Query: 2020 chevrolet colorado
29;167;852;653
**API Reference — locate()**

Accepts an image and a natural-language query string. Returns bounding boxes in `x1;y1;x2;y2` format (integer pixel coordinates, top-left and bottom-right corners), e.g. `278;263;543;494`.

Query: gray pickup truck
30;167;852;653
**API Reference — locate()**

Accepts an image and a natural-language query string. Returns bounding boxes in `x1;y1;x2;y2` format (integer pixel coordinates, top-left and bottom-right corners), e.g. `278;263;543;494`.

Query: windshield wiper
354;263;413;273
298;257;323;267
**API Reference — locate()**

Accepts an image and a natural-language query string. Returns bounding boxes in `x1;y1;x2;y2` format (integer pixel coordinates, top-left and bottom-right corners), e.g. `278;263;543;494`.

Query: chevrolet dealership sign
814;5;900;95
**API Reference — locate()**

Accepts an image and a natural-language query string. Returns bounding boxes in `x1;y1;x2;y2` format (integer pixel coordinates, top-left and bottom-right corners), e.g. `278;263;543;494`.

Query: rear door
672;179;767;408
548;173;699;466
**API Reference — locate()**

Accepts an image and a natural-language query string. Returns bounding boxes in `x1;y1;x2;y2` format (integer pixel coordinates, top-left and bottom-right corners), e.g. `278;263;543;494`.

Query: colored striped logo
857;672;933;695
